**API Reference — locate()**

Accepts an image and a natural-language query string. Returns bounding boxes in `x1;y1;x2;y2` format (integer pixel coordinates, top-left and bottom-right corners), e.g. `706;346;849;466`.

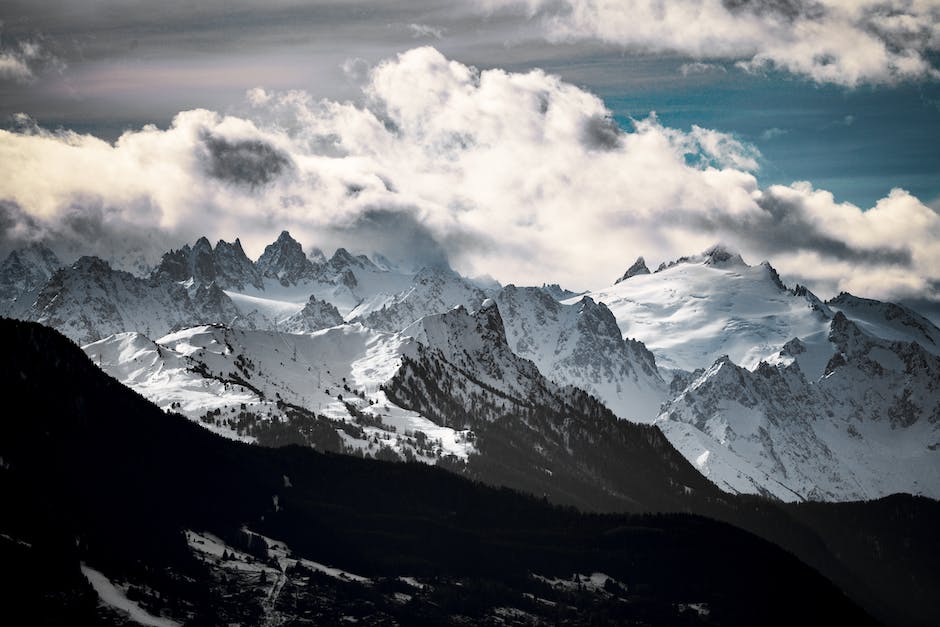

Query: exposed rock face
0;243;62;317
614;256;650;283
256;231;319;286
280;295;344;333
153;236;263;291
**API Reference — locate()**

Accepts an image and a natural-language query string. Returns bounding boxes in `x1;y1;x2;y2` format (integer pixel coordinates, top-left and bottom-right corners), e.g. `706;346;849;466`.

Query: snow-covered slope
0;243;62;316
577;246;832;372
84;324;475;462
827;292;940;355
494;285;667;423
401;300;550;404
656;312;940;501
388;300;718;511
9;233;939;505
350;266;488;333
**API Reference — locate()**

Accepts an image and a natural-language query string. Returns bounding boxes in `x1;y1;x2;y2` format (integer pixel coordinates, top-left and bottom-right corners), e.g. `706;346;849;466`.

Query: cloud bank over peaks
0;46;937;309
482;0;940;86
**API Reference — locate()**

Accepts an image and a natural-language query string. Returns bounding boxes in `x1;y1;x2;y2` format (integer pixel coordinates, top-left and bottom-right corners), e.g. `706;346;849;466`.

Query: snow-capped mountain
389;300;717;511
28;256;246;345
6;234;940;504
142;233;418;328
827;292;940;353
222;238;418;323
614;256;650;284
278;295;344;333
255;230;320;286
12;316;904;627
0;242;62;316
494;285;667;423
539;283;586;301
85;300;714;512
578;245;833;372
350;266;489;333
84;323;475;463
657;311;940;501
153;236;264;291
400;300;550;405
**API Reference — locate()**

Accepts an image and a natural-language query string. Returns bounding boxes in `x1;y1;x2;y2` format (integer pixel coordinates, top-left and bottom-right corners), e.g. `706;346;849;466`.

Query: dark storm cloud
721;0;825;21
674;189;914;267
581;114;622;150
751;191;912;265
0;194;171;265
202;134;292;188
1;44;937;305
322;208;451;269
0;199;43;252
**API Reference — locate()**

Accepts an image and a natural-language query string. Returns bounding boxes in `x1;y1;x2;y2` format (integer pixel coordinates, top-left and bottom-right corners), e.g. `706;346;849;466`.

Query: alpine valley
3;232;940;625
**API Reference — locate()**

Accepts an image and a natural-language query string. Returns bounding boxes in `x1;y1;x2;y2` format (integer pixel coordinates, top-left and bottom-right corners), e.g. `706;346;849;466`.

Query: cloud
408;23;446;39
0;46;937;309
201;133;293;188
760;127;787;140
0;52;33;81
0;30;61;83
679;62;727;76
482;0;940;86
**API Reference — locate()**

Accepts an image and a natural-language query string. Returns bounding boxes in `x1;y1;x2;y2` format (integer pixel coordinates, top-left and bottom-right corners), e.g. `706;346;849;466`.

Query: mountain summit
614;256;650;283
256;230;318;286
154;236;263;291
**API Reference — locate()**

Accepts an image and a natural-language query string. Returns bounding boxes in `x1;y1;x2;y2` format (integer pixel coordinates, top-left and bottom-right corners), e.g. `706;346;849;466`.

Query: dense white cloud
0;46;937;308
482;0;940;86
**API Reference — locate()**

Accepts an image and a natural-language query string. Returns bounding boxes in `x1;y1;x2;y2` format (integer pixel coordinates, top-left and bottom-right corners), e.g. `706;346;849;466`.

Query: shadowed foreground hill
0;318;874;626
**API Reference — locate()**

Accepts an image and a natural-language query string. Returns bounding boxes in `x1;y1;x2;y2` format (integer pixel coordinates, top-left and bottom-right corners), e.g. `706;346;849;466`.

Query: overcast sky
1;0;939;317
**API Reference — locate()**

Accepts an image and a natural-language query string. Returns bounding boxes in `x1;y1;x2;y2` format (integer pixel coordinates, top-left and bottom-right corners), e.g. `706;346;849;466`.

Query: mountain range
6;317;906;626
5;233;936;505
3;231;940;624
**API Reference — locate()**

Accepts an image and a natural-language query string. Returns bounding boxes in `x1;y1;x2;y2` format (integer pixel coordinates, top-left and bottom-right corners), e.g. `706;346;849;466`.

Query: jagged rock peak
472;300;509;344
72;255;114;273
781;337;806;356
538;283;584;301
2;242;61;270
256;230;317;285
828;311;864;350
0;242;63;302
259;231;303;256
701;244;746;267
655;244;747;272
760;260;787;290
281;294;344;333
308;246;327;265
327;247;379;272
789;284;832;318
615;256;651;283
214;237;247;256
153;236;262;290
